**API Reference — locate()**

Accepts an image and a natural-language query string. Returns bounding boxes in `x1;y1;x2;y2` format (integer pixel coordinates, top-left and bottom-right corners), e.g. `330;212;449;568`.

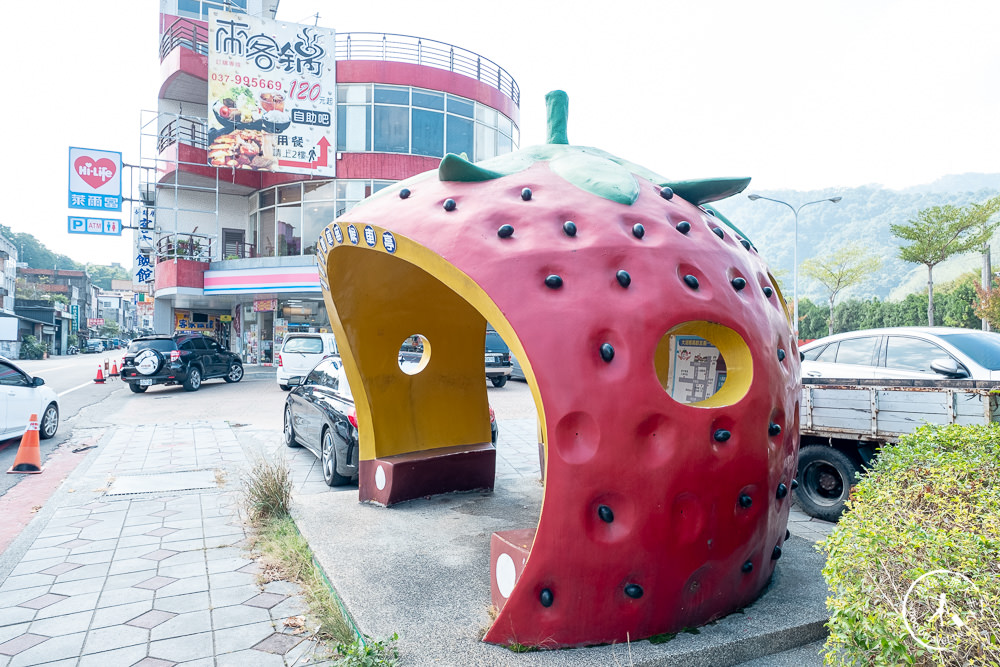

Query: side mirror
288;376;304;387
33;376;45;387
930;358;968;378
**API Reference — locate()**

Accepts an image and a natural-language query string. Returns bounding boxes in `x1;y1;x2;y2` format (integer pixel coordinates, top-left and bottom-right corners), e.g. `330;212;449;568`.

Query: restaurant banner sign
208;10;336;176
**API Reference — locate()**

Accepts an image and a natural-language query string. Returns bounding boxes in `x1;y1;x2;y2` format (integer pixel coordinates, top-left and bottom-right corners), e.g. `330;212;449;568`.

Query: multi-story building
143;0;519;363
0;234;17;357
15;268;95;354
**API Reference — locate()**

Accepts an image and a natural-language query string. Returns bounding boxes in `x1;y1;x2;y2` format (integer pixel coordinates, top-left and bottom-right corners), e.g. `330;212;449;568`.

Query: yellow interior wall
653;321;753;408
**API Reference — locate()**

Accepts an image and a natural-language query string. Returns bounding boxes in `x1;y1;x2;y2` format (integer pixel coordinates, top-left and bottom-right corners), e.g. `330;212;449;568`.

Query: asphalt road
0;352;125;492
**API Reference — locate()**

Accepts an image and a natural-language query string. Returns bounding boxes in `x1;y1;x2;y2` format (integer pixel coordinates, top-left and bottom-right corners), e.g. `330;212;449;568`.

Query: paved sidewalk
0;422;325;667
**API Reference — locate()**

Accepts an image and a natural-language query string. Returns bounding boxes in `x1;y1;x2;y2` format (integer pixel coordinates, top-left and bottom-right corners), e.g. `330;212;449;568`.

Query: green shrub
18;335;48;360
821;424;1000;665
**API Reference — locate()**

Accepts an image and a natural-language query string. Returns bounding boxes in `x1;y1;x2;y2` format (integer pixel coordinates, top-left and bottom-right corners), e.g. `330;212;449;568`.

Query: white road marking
59;381;98;397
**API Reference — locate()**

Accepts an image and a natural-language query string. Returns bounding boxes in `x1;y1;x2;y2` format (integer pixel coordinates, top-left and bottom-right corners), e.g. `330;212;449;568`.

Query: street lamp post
747;194;842;338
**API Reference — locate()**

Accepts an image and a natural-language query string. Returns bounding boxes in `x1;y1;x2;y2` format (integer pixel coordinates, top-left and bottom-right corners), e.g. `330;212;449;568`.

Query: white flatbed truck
796;377;1000;521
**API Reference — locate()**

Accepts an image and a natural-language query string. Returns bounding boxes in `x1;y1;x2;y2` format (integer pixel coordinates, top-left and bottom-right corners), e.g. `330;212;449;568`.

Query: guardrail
159;21;520;107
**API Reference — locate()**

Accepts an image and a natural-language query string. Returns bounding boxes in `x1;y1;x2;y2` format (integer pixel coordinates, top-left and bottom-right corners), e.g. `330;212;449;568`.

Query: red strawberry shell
319;91;800;648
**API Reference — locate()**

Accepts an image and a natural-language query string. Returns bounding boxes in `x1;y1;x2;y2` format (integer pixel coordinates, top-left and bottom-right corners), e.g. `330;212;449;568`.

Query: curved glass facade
337;84;518;160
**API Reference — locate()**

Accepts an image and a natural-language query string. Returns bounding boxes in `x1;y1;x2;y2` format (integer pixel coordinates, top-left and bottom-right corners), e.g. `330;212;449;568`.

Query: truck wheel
795;445;859;522
491;375;508;388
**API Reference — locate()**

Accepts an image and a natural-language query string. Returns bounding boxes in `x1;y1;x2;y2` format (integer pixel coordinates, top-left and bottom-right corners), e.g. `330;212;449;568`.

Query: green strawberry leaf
550;152;639;205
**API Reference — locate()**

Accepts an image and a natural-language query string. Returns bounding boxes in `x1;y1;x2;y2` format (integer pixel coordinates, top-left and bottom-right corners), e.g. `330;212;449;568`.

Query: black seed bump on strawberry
399;188;411;199
777;349;786;361
600;343;615;362
498;224;514;238
675;221;691;234
786;529;791;540
769;423;782;436
776;483;788;499
632;223;645;239
545;275;563;289
740;239;751;250
731;277;746;291
763;286;773;298
772;546;782;560
616;270;631;288
598;505;614;523
563;221;577;236
712;227;724;239
443;198;457;211
683;275;699;289
742;561;754;573
713;429;731;442
739;494;753;508
791;479;799;490
540;589;554;607
624;584;644;599
659;186;674;200
521;188;532;201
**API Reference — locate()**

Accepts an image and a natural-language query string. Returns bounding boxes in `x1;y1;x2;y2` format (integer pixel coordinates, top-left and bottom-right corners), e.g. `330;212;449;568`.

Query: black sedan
283;357;360;486
283;357;499;487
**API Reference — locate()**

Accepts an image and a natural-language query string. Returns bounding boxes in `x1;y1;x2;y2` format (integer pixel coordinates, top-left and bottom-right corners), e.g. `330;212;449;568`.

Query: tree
891;203;996;326
964;195;1000;329
800;243;883;335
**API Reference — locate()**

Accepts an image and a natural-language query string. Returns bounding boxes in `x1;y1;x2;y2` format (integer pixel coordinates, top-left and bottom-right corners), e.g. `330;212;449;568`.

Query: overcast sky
2;0;998;267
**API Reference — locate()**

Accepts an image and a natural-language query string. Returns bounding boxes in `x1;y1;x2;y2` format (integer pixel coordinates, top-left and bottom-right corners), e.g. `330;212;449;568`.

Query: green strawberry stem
545;90;569;145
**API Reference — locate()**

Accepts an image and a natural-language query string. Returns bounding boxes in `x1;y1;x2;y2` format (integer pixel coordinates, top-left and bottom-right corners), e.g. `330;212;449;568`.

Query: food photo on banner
207;10;336;176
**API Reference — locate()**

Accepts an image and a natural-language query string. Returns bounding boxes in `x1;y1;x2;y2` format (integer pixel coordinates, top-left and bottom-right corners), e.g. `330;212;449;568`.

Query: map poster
668;335;726;404
208;10;336;176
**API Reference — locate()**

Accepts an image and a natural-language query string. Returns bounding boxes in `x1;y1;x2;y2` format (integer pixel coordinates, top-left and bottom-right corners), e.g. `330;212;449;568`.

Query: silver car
800;326;1000;380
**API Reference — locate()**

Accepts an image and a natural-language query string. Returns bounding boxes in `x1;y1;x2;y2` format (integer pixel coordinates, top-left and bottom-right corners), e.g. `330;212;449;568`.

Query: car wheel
129;383;148;393
795;445;860;522
39;403;59;440
321;427;351;486
183;367;202;392
283;406;300;448
224;362;244;383
490;375;508;388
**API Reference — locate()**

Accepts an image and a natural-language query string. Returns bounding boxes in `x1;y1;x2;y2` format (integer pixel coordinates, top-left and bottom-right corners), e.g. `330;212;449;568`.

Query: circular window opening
653;322;752;407
398;334;431;375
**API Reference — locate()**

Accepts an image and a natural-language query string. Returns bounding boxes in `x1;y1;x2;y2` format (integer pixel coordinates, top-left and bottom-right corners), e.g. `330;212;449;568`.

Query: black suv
486;328;512;387
121;333;244;393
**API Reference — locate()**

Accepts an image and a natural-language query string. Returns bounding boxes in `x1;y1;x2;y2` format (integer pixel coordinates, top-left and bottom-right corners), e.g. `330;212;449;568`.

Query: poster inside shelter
208;10;336;176
668;336;726;403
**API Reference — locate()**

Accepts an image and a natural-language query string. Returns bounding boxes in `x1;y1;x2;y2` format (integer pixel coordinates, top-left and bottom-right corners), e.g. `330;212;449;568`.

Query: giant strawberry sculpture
316;91;800;649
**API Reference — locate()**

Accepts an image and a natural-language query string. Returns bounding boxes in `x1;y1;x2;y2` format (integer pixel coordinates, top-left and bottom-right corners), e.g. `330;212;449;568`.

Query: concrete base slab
106;470;218;496
294;476;830;666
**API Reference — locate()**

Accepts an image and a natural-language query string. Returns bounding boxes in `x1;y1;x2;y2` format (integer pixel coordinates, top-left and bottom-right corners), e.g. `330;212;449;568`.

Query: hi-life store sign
208;10;336;176
68;147;122;212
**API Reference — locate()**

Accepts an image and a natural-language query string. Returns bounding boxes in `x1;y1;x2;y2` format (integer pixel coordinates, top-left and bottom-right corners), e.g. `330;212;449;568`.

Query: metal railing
159;21;520;107
157;116;210;152
156;232;216;262
159;17;209;60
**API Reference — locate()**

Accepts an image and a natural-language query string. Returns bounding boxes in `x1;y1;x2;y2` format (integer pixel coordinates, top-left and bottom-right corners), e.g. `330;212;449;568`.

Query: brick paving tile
150;511;180;518
68;520;100;528
131;658;177;667
134;576;178;590
236;563;260;575
38;562;83;576
243;592;285;609
144;528;178;537
140;549;179;561
55;538;92;549
252;632;303;655
0;632;48;656
17;594;68;610
126;609;177;629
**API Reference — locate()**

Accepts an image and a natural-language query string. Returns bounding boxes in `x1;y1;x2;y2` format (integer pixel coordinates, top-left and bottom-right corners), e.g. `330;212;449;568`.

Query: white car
0;356;59;440
276;333;339;390
800;326;1000;380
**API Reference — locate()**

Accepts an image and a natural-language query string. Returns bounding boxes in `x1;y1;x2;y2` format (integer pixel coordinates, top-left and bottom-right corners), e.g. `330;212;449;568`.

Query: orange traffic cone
110;360;119;378
7;414;42;474
94;365;105;383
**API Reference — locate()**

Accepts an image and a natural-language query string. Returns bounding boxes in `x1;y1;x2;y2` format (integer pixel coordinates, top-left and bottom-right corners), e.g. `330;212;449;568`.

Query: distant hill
712;174;1000;303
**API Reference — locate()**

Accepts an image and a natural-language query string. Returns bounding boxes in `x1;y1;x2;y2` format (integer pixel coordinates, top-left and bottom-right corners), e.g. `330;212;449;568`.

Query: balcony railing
159;20;520;107
156;232;215;262
157;116;209;152
159;17;208;60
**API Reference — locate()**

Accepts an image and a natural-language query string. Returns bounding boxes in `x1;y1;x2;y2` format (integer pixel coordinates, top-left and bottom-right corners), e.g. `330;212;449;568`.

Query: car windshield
485;331;508;353
128;339;176;353
937;332;1000;370
284;337;323;354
